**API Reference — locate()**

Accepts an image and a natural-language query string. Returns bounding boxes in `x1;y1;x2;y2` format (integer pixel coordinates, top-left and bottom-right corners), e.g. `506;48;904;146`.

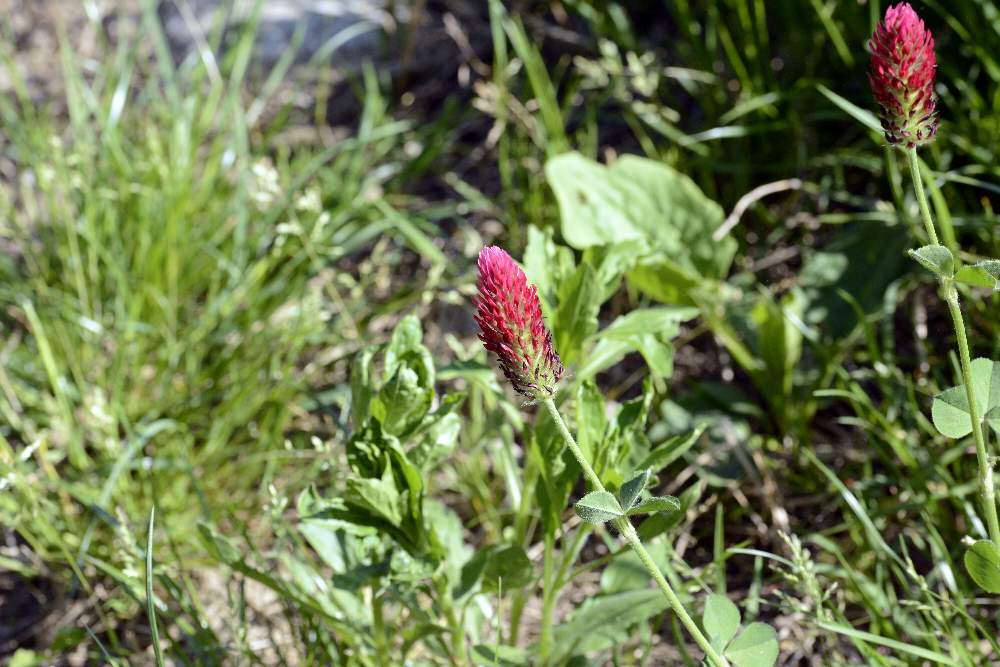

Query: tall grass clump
0;7;419;647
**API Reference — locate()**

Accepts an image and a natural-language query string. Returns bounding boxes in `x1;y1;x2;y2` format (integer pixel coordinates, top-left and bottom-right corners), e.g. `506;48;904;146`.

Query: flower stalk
542;398;731;667
473;245;729;666
906;149;938;246
941;280;1000;546
870;3;1000;548
907;148;1000;546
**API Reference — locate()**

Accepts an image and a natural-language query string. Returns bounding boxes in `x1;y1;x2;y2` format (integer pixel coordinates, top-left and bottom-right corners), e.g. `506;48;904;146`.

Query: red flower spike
868;3;939;148
475;246;564;400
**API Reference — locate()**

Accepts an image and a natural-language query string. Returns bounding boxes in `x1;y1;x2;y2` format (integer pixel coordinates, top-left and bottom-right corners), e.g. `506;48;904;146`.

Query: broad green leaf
345;465;404;527
523;224;575;315
281;553;363;618
618;469;650;511
586;241;647;303
384;314;432;384
703;594;740;650
551;589;668;655
298;521;346;572
409;410;461;471
964;540;1000;593
725;622;779;667
457;544;534;598
799;221;910;337
423;499;469;583
597;306;699;339
371;366;433;437
546;152;652;249
635;425;706;473
932;387;975;438
346;420;400;479
596;156;735;277
479;544;534;592
627;256;706;306
545;152;734;278
955;260;1000;290
351;314;434;431
554;262;601;366
347;421;424;533
908;245;954;278
574;491;623;524
627;496;680;516
728;288;806;431
295;488;379;538
600;551;649;593
350;345;378;427
576;307;698;383
931;358;1000;438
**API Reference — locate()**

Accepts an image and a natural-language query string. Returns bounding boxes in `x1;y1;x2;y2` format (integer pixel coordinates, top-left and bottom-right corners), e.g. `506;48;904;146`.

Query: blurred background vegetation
1;0;1000;664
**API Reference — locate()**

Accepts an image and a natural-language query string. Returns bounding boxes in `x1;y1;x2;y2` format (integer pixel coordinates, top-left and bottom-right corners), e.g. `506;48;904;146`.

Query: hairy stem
944;285;1000;545
907;148;938;246
907;146;1000;546
542;398;730;667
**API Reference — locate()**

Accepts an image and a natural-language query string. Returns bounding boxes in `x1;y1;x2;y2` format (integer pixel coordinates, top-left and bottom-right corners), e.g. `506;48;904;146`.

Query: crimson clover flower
868;2;939;148
474;246;564;400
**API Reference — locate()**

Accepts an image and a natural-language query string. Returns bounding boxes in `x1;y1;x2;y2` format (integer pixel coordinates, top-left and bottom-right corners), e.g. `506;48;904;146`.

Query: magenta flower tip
868;2;939;148
474;246;564;399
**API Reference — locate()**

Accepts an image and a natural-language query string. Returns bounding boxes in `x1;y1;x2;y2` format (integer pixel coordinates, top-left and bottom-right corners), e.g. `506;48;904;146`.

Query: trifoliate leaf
574;491;624;524
908;244;954;278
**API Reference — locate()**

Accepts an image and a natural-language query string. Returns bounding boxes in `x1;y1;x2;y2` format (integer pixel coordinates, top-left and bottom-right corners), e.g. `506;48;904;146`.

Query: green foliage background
2;0;1000;665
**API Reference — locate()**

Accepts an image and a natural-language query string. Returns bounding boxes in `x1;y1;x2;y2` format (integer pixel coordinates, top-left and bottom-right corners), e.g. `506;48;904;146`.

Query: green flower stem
542;398;730;667
944;285;1000;546
907;148;938;246
907;146;1000;547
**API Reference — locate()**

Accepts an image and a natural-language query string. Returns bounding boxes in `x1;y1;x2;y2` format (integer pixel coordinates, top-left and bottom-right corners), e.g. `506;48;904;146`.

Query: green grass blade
817;621;959;665
146;507;165;667
804;449;906;569
816;84;881;134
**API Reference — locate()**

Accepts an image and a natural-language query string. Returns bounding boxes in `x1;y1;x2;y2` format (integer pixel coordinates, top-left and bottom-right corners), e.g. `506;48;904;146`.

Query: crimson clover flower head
475;246;564;400
868;3;939;148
